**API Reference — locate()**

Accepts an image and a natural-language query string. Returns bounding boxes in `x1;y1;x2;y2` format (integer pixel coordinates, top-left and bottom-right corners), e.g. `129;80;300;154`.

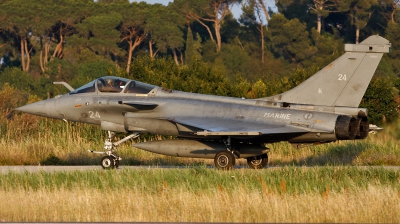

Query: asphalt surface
0;165;159;173
0;165;399;174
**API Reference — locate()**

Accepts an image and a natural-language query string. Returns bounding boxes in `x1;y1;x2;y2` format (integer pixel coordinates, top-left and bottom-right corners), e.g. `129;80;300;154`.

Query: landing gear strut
88;131;141;169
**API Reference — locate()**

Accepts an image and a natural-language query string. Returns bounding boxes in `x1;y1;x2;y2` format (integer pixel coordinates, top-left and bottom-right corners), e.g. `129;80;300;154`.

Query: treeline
0;0;400;123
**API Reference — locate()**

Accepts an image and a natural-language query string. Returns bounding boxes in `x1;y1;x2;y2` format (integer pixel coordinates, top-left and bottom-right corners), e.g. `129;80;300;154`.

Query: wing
171;116;312;136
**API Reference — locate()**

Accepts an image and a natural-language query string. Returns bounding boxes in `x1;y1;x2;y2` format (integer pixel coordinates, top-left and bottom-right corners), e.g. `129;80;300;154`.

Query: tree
309;0;336;33
268;14;317;65
385;20;400;75
334;0;378;43
276;0;338;34
360;77;399;123
30;1;58;73
240;0;270;63
310;28;344;68
379;0;400;23
117;2;149;74
276;0;312;24
0;0;38;71
185;26;202;65
73;12;122;61
146;4;185;65
0;0;8;50
97;0;128;3
173;0;241;53
51;0;93;60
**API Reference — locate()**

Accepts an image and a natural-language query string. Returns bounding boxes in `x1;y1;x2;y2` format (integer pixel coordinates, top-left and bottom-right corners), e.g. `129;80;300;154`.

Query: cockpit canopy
69;76;156;95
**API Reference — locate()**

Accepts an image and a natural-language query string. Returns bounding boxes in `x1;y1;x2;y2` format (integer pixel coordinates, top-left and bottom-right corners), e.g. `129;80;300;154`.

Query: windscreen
68;76;154;95
69;80;96;94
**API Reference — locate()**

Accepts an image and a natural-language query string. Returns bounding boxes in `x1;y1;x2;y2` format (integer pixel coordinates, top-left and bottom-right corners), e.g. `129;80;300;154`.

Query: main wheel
214;151;235;170
101;156;115;169
247;154;268;169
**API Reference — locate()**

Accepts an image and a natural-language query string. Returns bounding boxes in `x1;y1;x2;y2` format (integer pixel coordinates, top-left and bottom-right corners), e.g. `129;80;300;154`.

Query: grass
1;185;399;222
1;167;399;193
0;167;399;222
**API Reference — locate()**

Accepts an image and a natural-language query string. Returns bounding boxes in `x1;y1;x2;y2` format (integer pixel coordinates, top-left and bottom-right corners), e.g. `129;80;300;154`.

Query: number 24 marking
338;74;347;81
89;111;100;119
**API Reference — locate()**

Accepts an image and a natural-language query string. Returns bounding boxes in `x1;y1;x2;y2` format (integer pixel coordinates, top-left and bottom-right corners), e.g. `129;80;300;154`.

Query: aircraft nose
15;99;56;118
15;101;48;116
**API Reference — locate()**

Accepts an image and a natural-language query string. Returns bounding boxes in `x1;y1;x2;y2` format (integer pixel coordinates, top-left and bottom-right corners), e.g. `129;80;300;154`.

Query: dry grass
0;185;398;222
0;167;398;222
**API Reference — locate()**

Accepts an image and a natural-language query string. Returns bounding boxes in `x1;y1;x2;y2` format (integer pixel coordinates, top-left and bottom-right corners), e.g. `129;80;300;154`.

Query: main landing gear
214;137;269;170
88;131;141;169
213;151;269;170
214;137;236;170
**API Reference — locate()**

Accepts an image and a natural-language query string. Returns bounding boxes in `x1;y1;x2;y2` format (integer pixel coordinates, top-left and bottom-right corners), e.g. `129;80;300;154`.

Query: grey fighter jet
15;35;390;169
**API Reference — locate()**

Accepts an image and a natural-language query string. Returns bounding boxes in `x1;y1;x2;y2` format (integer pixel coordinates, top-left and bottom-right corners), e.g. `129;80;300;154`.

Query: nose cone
15;99;55;117
15;101;47;116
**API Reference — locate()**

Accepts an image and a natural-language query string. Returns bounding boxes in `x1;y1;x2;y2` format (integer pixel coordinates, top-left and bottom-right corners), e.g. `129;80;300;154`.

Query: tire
101;156;115;169
214;151;235;170
247;154;268;169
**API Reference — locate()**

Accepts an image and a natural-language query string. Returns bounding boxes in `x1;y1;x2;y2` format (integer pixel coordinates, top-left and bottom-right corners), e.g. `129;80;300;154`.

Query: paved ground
0;165;168;173
0;165;398;174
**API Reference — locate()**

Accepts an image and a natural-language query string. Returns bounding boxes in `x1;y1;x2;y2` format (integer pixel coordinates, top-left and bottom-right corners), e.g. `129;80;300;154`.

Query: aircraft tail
261;35;391;107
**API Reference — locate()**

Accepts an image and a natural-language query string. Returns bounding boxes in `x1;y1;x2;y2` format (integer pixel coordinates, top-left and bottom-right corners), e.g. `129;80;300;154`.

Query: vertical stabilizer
262;35;391;107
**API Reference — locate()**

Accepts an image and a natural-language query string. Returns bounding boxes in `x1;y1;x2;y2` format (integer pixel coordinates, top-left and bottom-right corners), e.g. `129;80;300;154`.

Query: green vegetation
1;0;400;123
0;167;399;194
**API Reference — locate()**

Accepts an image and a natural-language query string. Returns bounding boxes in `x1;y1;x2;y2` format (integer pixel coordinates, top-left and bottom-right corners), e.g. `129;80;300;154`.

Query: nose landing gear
88;131;141;169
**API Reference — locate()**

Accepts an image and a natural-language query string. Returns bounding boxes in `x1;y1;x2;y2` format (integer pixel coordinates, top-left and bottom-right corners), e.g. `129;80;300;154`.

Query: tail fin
262;35;391;107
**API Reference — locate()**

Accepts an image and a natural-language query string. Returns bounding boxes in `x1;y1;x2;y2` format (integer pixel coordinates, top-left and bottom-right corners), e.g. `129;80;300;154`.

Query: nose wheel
101;155;119;169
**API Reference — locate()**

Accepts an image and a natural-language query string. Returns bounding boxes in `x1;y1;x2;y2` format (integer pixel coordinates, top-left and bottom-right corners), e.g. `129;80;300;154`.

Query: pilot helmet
106;79;114;86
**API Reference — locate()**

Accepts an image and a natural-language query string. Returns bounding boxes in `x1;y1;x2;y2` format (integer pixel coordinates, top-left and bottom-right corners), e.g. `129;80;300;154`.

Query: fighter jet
15;35;390;169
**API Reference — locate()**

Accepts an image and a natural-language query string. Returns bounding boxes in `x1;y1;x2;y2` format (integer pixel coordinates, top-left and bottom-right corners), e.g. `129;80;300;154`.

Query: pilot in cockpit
101;78;122;93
